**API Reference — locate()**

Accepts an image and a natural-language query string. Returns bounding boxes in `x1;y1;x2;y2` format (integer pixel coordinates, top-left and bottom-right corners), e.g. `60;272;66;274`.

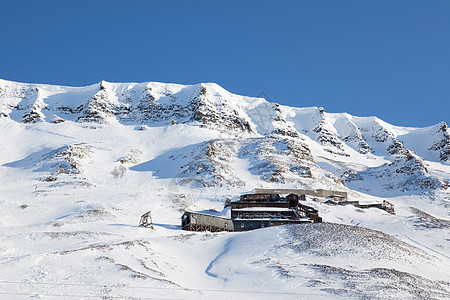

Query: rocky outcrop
240;138;309;182
344;151;446;191
135;87;193;123
191;87;252;133
41;143;93;176
78;82;118;123
240;136;344;187
333;116;372;154
428;122;450;162
342;132;372;154
313;108;345;151
358;119;410;156
0;83;27;118
0;86;47;123
177;139;245;188
270;104;301;138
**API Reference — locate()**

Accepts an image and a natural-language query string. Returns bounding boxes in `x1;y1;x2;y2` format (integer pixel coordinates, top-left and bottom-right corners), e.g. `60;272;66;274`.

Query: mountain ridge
1;79;449;196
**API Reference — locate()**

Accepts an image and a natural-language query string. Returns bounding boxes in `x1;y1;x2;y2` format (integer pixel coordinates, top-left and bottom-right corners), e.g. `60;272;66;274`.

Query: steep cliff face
428;122;450;163
78;82;118;123
331;114;372;154
191;86;253;133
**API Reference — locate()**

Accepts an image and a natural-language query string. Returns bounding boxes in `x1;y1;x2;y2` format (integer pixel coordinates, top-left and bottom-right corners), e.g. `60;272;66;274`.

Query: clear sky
1;0;449;127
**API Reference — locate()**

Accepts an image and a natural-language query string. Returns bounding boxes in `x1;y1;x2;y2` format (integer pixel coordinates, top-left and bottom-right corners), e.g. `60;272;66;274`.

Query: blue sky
1;0;449;127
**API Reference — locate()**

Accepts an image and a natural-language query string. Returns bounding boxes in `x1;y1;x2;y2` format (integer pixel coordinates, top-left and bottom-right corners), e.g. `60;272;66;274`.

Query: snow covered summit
1;79;449;192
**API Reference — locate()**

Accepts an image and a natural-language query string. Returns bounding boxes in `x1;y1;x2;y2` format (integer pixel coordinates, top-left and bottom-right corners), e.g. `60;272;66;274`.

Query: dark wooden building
181;193;321;232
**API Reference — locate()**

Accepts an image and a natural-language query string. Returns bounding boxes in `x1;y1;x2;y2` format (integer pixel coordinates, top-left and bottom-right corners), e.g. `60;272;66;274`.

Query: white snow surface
0;79;449;299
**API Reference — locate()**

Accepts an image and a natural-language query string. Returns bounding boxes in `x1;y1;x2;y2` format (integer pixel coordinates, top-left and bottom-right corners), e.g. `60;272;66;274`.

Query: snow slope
0;79;449;299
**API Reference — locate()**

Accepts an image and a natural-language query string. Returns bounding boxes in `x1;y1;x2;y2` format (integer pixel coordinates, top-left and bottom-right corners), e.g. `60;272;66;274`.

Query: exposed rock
41;144;93;176
313;122;344;150
270;105;301;138
51;115;65;123
191;87;252;133
409;207;450;229
178;139;245;188
78;88;117;123
311;110;347;155
240;136;343;186
341;126;372;154
428;122;450;162
344;152;445;191
57;105;83;114
22;110;44;123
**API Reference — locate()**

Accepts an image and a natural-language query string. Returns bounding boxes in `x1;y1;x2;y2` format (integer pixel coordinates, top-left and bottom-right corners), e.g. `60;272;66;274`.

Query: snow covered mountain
0;79;449;299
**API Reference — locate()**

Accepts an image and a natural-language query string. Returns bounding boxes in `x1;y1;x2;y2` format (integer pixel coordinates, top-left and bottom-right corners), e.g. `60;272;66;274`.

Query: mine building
181;193;322;232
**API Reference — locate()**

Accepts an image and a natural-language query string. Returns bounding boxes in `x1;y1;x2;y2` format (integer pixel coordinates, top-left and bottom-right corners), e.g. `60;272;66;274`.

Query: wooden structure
139;211;154;228
324;197;395;214
182;211;234;232
356;200;395;214
254;188;394;215
181;193;321;232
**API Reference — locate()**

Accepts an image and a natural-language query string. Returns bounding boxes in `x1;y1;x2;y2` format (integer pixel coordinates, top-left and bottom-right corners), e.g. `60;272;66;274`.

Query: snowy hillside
0;79;449;299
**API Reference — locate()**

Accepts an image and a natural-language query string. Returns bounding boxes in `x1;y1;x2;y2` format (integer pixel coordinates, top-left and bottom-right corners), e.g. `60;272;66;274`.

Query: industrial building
181;192;321;232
